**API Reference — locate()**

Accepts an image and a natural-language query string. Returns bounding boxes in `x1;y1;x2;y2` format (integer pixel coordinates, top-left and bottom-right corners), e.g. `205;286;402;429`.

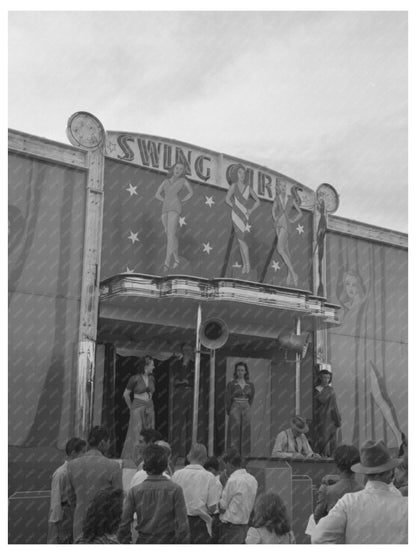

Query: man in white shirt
172;443;219;543
271;415;320;459
218;448;258;544
311;440;408;544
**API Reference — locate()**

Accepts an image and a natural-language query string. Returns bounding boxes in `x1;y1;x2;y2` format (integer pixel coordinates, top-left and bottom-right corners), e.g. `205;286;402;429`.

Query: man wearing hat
271;416;320;459
311;440;408;543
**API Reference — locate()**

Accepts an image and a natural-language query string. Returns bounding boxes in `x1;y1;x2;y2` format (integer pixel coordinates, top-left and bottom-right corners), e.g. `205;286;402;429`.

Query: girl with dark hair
121;355;156;462
225;361;255;458
76;487;124;544
246;493;295;544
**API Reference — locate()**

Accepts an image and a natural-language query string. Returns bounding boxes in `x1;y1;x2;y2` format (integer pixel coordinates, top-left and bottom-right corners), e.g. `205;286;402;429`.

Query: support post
192;303;202;444
66;112;106;439
208;349;216;455
295;317;301;414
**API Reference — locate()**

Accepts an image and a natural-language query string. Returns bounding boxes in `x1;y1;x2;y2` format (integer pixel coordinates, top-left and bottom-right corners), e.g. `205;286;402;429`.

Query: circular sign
316;183;340;214
66;112;104;149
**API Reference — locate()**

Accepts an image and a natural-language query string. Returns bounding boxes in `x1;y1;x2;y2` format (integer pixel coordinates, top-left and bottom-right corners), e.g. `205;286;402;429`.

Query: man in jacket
67;426;123;542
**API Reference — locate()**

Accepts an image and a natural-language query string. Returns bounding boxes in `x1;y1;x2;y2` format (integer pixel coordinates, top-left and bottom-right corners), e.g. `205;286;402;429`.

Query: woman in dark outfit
313;369;341;457
225;361;255;458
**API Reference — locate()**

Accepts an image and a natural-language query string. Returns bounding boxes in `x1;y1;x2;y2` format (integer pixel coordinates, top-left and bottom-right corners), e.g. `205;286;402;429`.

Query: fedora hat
351;440;401;474
290;415;309;434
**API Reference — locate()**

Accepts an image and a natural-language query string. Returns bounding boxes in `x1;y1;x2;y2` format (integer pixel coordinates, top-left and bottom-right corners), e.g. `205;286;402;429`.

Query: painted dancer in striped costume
225;164;259;274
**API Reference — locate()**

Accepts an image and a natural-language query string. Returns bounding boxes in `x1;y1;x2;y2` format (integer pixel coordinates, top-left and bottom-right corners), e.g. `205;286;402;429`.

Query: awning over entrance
99;274;340;353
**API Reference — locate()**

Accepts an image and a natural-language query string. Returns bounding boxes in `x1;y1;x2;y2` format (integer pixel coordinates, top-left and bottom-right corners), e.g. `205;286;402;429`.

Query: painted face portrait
344;274;358;301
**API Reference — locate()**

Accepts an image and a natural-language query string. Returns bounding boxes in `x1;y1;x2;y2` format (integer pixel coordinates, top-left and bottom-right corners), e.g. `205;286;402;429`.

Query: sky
8;8;409;233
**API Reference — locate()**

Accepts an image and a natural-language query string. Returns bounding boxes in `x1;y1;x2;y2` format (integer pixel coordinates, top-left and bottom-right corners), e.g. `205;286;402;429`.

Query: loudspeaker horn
277;329;311;361
200;318;229;350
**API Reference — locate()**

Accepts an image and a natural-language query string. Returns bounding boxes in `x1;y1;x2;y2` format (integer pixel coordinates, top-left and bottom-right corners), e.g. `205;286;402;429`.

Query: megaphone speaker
200;318;229;350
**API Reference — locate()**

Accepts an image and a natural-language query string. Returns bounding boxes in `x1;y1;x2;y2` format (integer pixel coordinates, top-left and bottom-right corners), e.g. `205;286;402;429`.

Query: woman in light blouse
121;355;156;462
225;361;255;458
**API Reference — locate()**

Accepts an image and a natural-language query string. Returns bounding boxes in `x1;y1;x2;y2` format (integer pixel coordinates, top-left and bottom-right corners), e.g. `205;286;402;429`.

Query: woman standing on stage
313;368;341;457
121;355;156;462
155;162;193;272
225;361;255;458
225;164;260;275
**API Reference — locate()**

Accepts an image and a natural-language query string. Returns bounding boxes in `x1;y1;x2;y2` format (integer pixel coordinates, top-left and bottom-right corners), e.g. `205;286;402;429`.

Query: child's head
252;492;291;536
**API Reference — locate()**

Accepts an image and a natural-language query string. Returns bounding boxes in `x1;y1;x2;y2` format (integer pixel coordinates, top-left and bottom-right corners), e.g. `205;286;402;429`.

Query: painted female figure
338;269;366;315
272;181;302;286
225;361;255;458
225;164;260;274
155;162;193;272
313;369;341;457
121;355;156;462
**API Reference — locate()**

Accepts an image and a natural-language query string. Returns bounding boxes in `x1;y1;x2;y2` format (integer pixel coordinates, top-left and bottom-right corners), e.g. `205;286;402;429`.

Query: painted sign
106;131;316;208
101;153;314;289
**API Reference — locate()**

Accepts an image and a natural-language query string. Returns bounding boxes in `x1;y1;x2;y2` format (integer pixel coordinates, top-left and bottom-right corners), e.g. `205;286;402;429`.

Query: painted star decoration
125;266;135;273
232;262;242;268
203;242;213;254
128;231;139;244
296;224;304;234
126;183;138;196
106;141;117;153
272;260;281;271
205;196;215;208
244;223;252;232
179;217;187;227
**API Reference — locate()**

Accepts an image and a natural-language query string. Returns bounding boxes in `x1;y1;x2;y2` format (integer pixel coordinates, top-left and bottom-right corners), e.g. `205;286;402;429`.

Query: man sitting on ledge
271;416;321;460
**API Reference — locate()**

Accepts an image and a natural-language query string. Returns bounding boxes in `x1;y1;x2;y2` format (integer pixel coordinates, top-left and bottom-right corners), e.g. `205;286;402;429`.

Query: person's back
324;478;363;512
312;441;408;544
172;444;219;543
245;492;295;545
336;484;407;543
67;427;122;541
118;444;190;544
246;527;295;544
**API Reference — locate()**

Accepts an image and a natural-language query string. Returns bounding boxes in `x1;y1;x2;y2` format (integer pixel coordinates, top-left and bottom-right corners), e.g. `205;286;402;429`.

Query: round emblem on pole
66;112;104;149
316;183;340;214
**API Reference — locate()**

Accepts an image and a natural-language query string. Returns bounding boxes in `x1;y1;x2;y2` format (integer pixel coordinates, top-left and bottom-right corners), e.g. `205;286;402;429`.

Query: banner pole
192;303;202;444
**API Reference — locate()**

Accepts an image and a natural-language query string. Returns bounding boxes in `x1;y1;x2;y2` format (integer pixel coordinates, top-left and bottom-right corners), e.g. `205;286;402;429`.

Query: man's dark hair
65;437;86;456
142;444;168;475
139;428;162;445
334;445;360;474
81;487;124;542
222;448;242;468
88;426;109;448
204;456;220;473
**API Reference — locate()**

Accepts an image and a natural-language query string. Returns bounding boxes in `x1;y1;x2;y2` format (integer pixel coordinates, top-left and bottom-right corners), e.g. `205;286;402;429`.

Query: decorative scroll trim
100;274;340;324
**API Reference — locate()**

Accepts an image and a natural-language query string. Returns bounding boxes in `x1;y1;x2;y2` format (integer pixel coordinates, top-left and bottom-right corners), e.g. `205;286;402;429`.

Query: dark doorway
153;358;170;440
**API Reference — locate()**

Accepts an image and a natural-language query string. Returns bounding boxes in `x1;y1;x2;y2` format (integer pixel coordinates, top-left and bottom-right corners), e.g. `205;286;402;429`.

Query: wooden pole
192;303;202;444
295;317;301;414
66;112;106;439
208;349;216;455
